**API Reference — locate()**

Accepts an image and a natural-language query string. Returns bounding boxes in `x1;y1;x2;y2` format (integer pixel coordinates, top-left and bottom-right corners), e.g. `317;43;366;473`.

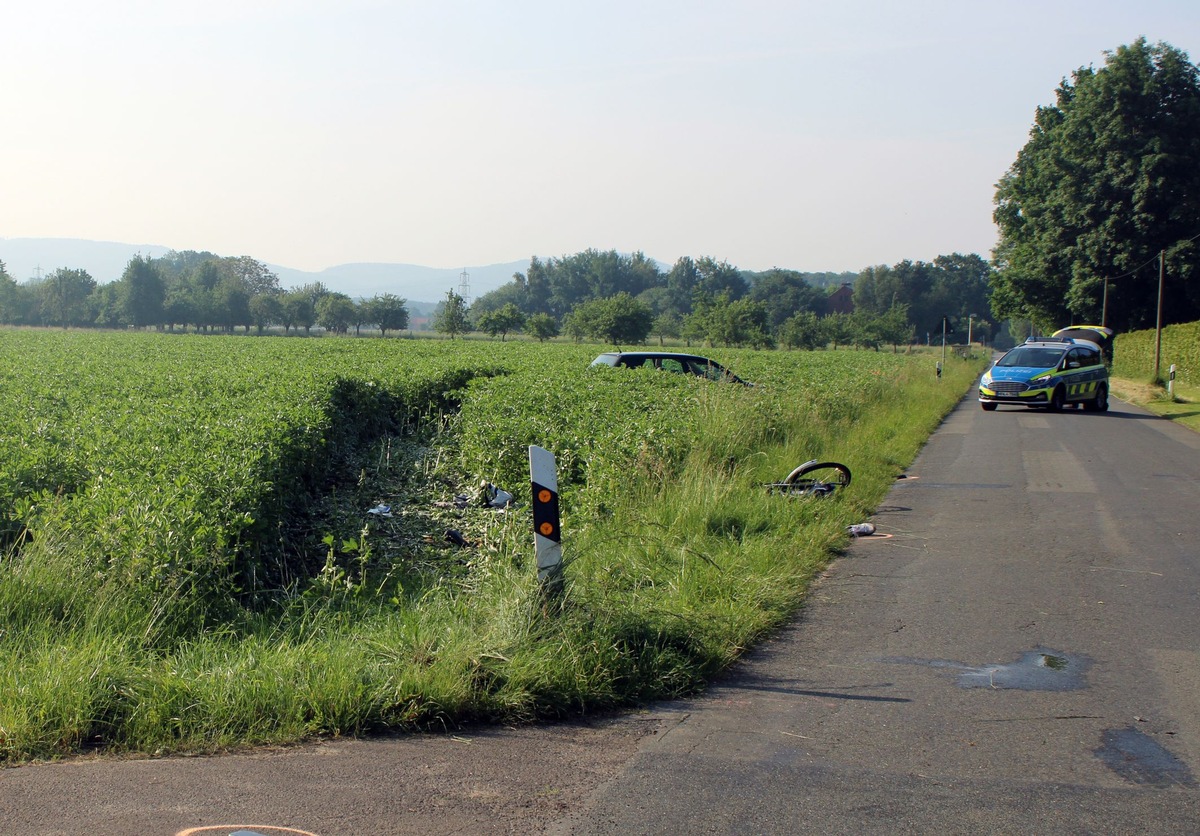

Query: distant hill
271;261;528;305
0;237;528;305
0;238;173;284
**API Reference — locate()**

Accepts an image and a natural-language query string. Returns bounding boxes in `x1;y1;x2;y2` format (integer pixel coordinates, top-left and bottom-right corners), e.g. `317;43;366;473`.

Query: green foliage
118;255;166;328
433;289;470;338
1113;320;1200;384
566;292;653;346
476;303;526;340
316;292;357;335
0;331;510;616
993;38;1200;331
779;310;822;349
685;295;774;348
525;312;558;342
40;268;97;328
363;293;410;336
0;330;984;762
747;268;827;328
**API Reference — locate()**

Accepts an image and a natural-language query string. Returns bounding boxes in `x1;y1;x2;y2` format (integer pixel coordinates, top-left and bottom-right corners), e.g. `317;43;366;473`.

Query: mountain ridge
0;237;528;305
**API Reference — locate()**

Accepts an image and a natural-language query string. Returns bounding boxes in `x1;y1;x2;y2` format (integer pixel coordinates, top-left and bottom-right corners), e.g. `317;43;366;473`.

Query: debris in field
444;529;469;547
367;503;393;517
847;523;876;537
480;481;514;509
433;494;471;509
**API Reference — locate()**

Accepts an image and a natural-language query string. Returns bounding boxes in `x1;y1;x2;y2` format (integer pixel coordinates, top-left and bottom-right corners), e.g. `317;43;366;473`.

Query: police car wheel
981;402;997;411
1048;386;1066;412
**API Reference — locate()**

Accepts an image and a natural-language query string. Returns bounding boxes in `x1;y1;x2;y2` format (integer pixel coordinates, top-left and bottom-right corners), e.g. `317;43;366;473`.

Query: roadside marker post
529;445;563;594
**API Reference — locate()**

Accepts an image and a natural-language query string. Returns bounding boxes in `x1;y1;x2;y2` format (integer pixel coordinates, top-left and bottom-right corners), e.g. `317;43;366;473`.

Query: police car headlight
980;372;992;387
1028;377;1055;390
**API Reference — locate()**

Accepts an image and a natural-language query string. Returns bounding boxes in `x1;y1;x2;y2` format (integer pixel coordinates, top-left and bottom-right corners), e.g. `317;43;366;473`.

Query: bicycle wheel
783;460;852;492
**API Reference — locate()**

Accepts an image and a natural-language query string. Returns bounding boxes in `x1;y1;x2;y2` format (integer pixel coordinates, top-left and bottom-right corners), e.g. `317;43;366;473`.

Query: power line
1098;228;1200;284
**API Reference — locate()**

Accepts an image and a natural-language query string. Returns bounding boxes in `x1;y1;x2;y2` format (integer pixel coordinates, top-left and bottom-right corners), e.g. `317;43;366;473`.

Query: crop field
0;329;984;762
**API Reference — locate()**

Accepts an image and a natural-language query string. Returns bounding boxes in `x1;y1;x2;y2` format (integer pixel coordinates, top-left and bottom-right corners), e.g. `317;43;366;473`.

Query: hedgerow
1113;321;1199;384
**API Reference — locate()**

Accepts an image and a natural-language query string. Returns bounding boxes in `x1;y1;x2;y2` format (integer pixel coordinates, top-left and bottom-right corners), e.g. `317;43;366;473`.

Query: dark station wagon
590;352;750;385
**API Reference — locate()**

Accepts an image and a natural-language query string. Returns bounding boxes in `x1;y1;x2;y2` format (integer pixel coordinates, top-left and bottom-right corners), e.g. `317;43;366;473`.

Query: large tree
118;255;166;328
569;293;653;346
363;293;409;336
433;289;470;339
476;302;525;340
747;269;825;329
40;268;96;328
992;39;1200;331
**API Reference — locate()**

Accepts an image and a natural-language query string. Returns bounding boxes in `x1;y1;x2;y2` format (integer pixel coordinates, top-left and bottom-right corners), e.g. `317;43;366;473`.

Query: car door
1062;347;1090;401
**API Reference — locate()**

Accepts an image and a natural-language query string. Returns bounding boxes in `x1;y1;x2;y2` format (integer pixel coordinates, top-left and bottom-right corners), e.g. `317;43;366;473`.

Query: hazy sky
4;1;1198;273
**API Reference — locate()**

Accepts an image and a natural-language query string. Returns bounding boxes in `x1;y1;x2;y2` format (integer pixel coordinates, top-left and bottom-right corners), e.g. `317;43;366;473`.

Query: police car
978;326;1112;412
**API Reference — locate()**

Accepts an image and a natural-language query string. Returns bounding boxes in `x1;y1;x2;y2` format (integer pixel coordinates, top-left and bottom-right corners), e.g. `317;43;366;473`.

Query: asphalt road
3;392;1199;835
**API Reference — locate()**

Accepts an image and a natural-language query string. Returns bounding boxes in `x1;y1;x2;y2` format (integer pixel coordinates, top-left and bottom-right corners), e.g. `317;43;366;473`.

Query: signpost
529;445;562;593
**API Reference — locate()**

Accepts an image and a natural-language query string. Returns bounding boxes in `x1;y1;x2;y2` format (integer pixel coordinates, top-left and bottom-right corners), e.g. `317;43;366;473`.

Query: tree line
0;244;997;351
0;251;411;336
437;250;993;350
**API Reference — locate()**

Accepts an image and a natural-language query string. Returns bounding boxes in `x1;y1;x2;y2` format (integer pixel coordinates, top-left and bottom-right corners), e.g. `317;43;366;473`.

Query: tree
90;282;124;329
747;269;825;329
873;304;916;352
0;262;19;324
823;312;854;349
163;286;199;332
363;293;409;337
41;268;96;328
694;257;748;301
249;293;284;334
316;293;357;335
651;311;682;346
992;38;1200;331
780;310;824;350
570;293;653;346
281;289;316;334
525;312;558;342
433;289;470;339
666;256;702;316
215;276;252;333
118;255;166;328
476;302;525;340
704;297;774;348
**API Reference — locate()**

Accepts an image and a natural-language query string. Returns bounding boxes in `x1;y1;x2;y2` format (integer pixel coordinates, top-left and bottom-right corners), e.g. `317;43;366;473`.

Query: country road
3;392;1199;835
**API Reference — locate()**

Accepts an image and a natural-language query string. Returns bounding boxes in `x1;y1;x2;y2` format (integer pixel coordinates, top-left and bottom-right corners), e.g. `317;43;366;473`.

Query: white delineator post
529;445;562;590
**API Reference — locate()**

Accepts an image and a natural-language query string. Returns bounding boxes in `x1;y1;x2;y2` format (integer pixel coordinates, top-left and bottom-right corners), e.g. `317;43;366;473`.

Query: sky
3;1;1199;275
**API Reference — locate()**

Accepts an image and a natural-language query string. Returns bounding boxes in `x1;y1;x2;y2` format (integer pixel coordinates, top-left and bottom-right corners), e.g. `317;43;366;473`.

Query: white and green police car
978;326;1112;412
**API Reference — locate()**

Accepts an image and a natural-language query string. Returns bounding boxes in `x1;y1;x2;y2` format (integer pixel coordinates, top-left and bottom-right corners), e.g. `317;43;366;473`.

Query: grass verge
1110;377;1200;433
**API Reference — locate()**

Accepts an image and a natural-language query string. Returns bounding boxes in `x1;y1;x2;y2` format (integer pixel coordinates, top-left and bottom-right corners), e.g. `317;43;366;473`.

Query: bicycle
766;460;852;497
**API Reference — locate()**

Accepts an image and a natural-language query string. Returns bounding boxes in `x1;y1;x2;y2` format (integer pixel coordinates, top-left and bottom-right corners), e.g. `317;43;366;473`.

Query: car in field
978;327;1112;412
590;351;750;385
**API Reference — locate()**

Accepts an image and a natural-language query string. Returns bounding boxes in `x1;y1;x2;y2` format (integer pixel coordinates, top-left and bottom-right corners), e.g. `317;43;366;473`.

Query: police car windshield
998;347;1063;368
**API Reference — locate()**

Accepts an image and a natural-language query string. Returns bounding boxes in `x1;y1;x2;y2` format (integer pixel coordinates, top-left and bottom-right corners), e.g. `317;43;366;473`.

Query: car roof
1019;337;1103;352
598;351;713;359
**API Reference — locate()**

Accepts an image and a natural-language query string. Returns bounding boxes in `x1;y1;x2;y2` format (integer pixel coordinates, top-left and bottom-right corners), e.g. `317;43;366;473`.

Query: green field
0;330;983;763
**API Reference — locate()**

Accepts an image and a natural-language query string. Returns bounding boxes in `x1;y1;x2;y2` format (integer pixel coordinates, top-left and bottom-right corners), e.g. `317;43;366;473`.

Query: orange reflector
539;522;555;536
538;489;552;503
